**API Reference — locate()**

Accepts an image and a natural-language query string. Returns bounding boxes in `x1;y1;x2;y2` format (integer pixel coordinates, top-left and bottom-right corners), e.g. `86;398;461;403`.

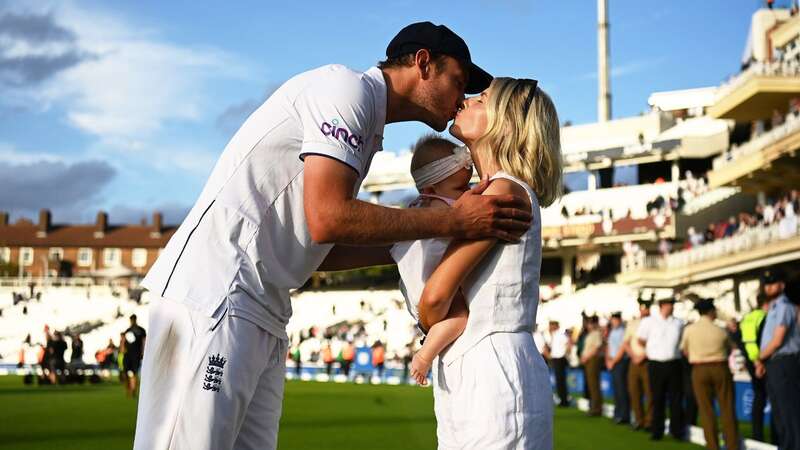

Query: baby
390;135;473;385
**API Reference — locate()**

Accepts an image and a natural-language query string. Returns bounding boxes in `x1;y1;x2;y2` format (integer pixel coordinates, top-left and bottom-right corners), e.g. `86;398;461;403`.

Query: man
638;297;685;441
576;313;590;400
680;299;739;450
371;341;385;380
735;293;770;442
133;22;528;450
580;315;603;416
46;329;67;385
606;312;630;425
70;334;84;365
123;314;146;398
545;320;571;407
755;268;800;449
624;296;653;431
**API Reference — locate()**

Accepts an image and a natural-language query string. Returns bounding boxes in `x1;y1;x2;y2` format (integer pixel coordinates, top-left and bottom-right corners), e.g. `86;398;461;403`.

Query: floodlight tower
598;0;611;122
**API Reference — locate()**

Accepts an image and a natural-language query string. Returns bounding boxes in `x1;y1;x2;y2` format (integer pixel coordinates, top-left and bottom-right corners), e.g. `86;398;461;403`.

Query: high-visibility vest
741;309;767;362
373;347;385;365
322;347;333;363
342;344;355;361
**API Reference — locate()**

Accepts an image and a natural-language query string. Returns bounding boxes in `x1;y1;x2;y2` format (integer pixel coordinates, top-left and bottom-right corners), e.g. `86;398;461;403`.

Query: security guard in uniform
580;315;604;416
738;294;770;442
638;297;685;441
624;296;653;431
681;299;740;450
755;268;800;449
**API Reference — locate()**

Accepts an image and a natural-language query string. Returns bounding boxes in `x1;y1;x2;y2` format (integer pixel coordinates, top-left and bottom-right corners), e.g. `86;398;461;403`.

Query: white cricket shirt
142;65;387;339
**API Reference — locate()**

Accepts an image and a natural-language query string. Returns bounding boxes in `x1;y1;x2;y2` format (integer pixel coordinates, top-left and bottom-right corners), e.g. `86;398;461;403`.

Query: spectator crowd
536;267;800;449
16;314;146;399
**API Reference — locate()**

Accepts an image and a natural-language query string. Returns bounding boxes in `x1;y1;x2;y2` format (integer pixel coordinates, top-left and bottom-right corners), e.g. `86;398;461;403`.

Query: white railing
713;113;800;170
622;220;800;273
681;187;740;215
715;60;800;102
0;277;96;288
542;182;677;225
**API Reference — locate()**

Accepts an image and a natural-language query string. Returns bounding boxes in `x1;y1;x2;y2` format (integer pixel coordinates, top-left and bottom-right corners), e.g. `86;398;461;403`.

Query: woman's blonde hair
474;77;563;207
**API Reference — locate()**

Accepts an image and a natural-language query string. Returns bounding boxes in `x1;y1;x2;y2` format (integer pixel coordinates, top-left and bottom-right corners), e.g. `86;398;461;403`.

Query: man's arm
636;319;649;350
623;331;642;363
303;156;531;246
611;341;625;365
759;325;787;361
317;245;394;272
581;343;599;364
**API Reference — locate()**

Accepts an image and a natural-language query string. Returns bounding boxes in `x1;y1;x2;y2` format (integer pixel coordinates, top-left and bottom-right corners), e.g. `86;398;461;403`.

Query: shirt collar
363;66;387;145
771;294;789;308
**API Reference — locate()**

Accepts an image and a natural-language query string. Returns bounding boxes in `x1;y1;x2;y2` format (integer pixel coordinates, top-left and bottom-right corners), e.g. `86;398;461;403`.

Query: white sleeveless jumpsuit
433;171;553;450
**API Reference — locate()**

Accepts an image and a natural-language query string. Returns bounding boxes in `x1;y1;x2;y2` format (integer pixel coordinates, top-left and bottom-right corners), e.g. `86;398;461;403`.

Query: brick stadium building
0;210;176;280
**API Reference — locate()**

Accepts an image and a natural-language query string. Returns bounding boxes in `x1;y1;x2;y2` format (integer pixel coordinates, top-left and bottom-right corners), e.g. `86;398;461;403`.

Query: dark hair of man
377;51;452;73
130;314;137;322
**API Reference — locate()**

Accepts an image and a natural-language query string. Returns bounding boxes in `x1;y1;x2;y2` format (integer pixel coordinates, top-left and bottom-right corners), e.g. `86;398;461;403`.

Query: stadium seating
0;284;150;365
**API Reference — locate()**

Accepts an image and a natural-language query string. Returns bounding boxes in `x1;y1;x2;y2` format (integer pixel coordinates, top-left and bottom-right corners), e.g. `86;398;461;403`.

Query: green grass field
0;376;702;449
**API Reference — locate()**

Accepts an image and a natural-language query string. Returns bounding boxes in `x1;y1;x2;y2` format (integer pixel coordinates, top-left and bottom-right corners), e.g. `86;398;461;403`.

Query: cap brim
465;62;492;94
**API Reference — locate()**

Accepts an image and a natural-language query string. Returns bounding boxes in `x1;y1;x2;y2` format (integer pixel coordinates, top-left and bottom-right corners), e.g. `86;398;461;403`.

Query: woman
417;77;563;449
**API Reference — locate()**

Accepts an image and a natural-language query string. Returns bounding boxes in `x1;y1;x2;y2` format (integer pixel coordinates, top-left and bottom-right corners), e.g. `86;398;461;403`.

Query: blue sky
0;0;764;224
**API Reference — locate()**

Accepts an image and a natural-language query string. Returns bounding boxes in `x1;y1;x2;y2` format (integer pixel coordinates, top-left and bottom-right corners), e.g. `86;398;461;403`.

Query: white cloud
154;149;219;176
5;2;252;140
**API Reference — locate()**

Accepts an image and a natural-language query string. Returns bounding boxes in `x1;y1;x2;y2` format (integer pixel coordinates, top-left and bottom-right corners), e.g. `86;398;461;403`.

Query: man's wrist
444;208;462;238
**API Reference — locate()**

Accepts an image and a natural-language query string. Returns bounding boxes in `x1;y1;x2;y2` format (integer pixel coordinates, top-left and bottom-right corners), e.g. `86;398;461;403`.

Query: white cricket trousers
433;332;554;450
133;297;288;450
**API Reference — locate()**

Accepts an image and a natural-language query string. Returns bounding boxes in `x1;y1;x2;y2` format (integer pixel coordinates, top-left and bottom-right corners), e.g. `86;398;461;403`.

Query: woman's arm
417;237;496;331
416;294;468;364
417;179;529;331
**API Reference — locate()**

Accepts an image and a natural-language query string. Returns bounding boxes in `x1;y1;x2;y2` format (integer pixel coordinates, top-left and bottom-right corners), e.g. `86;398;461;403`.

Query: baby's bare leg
410;294;468;385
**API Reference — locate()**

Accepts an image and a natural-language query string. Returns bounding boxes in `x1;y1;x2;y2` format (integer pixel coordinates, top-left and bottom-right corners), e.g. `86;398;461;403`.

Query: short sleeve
776;302;796;328
637;318;651;341
295;71;373;177
623;325;633;342
679;328;688;352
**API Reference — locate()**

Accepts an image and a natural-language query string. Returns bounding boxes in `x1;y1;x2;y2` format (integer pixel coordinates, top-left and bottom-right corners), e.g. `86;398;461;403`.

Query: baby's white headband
412;146;473;190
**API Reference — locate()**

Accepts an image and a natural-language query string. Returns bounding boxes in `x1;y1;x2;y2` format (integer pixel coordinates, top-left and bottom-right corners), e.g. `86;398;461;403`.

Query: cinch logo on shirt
320;118;363;151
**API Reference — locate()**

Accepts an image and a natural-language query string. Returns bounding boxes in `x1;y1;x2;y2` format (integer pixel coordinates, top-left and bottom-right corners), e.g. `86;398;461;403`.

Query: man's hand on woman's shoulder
450;178;532;241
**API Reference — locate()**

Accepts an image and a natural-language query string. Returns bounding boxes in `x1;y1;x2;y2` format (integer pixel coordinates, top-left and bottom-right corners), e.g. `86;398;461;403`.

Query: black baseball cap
386;21;492;94
762;268;786;284
694;298;715;314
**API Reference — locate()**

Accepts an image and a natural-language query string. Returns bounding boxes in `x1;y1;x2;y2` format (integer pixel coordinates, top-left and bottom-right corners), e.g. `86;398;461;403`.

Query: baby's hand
410;352;432;386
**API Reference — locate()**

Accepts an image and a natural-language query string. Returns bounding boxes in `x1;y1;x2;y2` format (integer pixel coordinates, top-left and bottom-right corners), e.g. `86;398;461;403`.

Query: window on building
49;247;64;261
20;247;34;266
103;248;121;267
77;248;93;267
0;247;9;264
132;248;147;268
